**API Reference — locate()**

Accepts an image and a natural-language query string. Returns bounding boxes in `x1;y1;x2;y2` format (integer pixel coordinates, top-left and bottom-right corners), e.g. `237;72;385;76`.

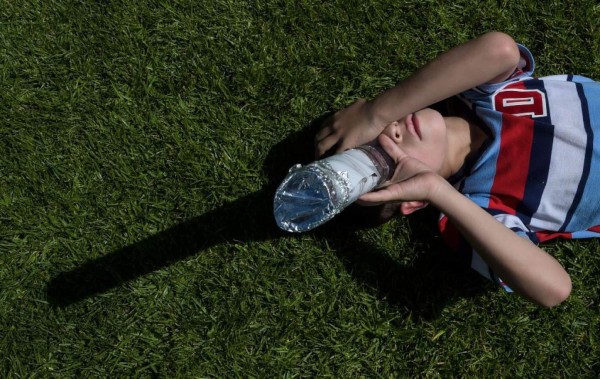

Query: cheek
405;148;431;168
411;144;445;171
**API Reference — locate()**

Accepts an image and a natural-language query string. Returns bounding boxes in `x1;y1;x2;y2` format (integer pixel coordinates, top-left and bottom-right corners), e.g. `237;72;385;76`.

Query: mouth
407;113;422;140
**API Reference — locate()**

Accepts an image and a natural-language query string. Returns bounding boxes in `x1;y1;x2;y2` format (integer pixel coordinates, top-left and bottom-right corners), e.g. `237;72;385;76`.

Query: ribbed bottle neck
355;143;396;184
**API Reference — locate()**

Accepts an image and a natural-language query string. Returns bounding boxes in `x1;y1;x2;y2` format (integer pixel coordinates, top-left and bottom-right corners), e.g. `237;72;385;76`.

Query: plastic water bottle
273;143;395;232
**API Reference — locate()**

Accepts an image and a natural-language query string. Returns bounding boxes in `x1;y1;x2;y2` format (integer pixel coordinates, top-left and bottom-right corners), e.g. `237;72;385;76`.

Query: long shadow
47;112;488;318
46;188;280;306
46;114;325;307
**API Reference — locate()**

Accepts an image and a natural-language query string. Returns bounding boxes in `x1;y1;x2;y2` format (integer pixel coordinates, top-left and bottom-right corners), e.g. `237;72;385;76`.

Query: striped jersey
438;45;600;291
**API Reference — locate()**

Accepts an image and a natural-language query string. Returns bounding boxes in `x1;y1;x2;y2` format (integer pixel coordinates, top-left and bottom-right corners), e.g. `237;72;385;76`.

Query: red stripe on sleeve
535;231;573;243
587;225;600;233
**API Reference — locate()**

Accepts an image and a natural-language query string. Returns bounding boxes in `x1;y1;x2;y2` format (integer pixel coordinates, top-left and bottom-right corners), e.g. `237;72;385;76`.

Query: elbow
480;31;521;73
537;276;572;308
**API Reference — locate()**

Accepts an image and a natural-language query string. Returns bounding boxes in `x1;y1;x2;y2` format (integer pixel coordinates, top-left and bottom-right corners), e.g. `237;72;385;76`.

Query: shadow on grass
47;113;488;318
332;206;489;319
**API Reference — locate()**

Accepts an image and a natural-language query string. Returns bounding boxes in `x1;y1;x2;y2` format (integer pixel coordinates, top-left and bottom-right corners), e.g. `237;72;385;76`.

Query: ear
400;201;429;215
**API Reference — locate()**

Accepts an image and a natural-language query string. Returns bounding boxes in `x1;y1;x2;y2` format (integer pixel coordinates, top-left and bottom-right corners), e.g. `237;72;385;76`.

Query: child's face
380;108;448;173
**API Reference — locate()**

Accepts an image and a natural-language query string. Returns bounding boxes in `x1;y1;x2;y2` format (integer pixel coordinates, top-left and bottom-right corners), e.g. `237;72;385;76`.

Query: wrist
365;99;390;131
426;174;456;206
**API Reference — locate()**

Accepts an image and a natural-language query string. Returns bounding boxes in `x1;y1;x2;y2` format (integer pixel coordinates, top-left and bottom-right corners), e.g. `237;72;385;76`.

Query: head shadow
46;111;488;318
332;205;490;319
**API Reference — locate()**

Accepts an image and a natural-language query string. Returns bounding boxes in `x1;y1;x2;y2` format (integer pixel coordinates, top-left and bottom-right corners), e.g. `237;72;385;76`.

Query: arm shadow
330;205;490;320
46;112;489;319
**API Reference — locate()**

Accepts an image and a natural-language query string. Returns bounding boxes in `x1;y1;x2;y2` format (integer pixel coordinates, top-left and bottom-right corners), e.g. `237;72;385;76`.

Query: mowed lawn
1;0;598;377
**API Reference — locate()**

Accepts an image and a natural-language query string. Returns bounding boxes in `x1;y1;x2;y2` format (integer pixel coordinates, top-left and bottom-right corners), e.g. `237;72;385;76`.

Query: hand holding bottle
359;134;443;206
314;99;386;158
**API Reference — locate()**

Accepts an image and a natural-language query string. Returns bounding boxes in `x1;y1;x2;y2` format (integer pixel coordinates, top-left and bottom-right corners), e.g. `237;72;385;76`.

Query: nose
383;121;402;143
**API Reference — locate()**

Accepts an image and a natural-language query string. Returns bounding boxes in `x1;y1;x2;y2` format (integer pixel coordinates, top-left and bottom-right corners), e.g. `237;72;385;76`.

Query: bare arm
360;135;572;308
429;179;572;307
316;32;521;157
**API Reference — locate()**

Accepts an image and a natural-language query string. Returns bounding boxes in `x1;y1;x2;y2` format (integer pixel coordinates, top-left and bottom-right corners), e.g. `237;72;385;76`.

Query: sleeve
460;44;535;100
438;211;538;293
541;74;595;83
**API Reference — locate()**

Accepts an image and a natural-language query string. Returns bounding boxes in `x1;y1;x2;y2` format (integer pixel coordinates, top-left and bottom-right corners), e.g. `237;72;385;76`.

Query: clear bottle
273;143;395;232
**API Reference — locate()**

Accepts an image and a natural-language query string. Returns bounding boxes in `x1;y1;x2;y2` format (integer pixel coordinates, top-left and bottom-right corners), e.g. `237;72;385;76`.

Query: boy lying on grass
315;32;600;307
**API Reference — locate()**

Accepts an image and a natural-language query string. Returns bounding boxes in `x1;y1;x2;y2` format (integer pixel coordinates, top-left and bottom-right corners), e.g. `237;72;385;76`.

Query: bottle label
316;149;381;205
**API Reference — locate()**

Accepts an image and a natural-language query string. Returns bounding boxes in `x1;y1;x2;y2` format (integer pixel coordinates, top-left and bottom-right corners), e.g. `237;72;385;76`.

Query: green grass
1;0;599;377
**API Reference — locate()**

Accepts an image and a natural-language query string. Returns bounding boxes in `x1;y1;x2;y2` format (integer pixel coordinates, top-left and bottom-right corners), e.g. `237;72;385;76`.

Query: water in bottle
273;144;395;232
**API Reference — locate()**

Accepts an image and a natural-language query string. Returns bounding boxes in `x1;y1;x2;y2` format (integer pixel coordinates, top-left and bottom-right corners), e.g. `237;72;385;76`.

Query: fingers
315;98;374;157
354;198;381;206
314;116;338;157
315;120;333;142
315;133;339;158
358;186;399;205
315;123;353;158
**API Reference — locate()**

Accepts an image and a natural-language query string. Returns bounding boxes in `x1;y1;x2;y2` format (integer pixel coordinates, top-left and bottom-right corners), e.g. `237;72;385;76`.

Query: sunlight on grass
1;0;598;377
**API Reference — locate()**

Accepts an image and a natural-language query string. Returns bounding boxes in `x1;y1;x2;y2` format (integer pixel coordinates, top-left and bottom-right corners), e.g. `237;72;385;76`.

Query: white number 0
492;89;548;118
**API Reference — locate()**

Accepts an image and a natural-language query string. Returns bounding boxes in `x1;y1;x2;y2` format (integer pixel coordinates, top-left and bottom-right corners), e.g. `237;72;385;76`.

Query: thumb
378;133;409;164
377;133;433;186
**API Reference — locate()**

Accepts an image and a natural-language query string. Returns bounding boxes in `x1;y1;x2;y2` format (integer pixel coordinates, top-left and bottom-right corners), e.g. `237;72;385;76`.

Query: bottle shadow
46;113;488;319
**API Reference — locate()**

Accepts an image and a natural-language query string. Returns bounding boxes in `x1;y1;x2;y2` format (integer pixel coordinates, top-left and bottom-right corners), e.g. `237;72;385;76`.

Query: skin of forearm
428;176;572;307
368;32;520;126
